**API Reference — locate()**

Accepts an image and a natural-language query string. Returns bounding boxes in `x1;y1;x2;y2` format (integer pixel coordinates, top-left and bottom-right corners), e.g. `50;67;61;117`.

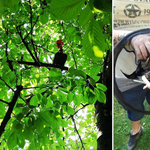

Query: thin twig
16;26;37;63
0;78;15;92
0;99;10;105
24;16;39;40
68;42;77;69
41;35;51;47
23;86;40;90
71;48;78;69
67;104;89;120
71;115;85;150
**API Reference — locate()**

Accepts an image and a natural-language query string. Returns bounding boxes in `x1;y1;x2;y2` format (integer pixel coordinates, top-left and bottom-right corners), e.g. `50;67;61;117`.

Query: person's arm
114;30;150;60
113;30;131;46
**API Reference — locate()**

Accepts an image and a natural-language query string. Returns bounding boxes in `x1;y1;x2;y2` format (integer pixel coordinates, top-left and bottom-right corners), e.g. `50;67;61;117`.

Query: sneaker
127;126;143;150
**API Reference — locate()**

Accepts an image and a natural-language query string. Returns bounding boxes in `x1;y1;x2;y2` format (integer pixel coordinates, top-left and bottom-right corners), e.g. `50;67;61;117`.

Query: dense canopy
0;0;112;149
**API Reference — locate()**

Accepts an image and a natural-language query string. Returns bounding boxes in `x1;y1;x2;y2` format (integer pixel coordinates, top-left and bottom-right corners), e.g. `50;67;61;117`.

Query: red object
56;40;64;48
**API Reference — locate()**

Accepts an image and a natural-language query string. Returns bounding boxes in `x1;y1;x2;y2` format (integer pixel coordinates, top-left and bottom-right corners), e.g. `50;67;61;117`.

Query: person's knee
127;111;144;121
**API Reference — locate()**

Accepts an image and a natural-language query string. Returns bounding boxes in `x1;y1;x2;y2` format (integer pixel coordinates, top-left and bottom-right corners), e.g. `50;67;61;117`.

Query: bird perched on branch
53;40;67;67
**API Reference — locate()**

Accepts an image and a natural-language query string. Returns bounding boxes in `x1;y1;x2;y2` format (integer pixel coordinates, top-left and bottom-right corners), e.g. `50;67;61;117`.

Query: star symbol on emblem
124;4;141;18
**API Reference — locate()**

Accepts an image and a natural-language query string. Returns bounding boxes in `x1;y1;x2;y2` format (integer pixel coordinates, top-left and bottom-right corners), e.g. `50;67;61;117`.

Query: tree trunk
95;51;112;150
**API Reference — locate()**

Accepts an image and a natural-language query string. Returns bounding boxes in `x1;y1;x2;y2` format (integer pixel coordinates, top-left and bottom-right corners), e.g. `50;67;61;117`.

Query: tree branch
68;42;77;69
0;99;10;105
19;17;39;41
71;115;85;150
4;29;14;71
67;104;89;120
41;35;51;47
16;26;38;63
0;78;15;92
0;85;23;138
3;59;68;70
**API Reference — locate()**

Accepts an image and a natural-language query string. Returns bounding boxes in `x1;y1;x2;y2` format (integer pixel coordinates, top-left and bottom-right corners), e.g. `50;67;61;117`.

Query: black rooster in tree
53;40;67;67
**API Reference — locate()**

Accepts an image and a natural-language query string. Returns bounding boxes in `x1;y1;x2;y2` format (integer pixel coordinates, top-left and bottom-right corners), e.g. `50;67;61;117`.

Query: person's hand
142;75;150;89
143;83;150;89
131;35;150;60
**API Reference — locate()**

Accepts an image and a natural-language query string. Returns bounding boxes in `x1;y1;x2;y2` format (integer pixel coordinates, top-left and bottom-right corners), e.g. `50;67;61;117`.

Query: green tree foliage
0;0;112;149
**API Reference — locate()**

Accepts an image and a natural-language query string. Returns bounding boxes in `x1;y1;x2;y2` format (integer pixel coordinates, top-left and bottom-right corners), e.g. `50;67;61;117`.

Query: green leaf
99;90;106;103
42;95;47;105
59;87;69;93
22;106;29;114
56;146;64;150
17;132;25;148
49;68;62;81
7;132;18;149
54;101;61;109
93;0;112;13
28;116;35;127
83;90;89;103
89;77;96;86
69;68;87;79
28;142;36;150
89;88;95;95
38;133;49;145
13;123;22;133
75;70;87;79
90;64;100;79
89;96;97;104
38;83;48;89
86;88;97;104
82;19;105;62
95;88;106;103
67;27;77;35
3;0;19;8
9;72;16;84
2;71;16;85
67;92;74;103
2;64;10;73
34;118;44;133
39;11;49;24
50;0;85;20
30;96;38;107
58;138;65;146
0;80;5;88
46;96;53;108
15;113;24;121
36;93;42;101
0;103;6;117
66;106;74;115
79;5;93;27
68;66;75;73
0;1;4;18
96;83;107;92
74;94;81;106
38;110;53;126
